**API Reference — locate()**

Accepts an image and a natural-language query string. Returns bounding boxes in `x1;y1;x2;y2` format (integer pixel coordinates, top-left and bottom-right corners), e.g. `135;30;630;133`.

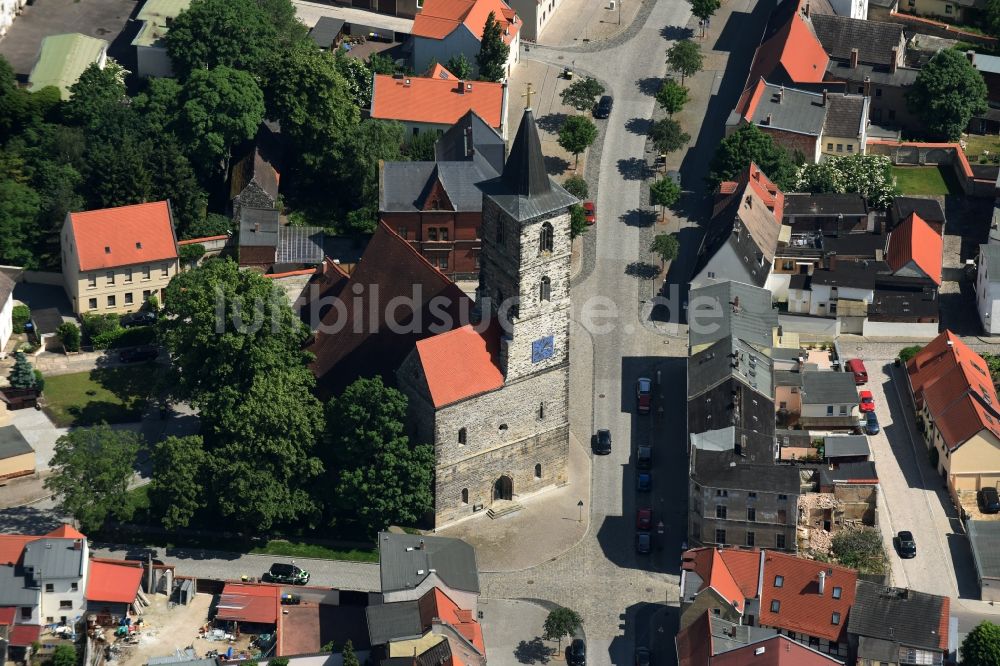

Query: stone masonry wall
233;182;277;225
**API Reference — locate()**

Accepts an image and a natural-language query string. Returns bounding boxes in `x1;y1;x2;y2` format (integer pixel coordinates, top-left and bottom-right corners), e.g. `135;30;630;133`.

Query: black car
567;638;586;666
896;530;916;559
594;429;612;455
634;647;651;666
121;311;157;328
979;487;1000;514
119;346;159;363
594;95;613;119
635;532;651;554
864;411;880;435
264;562;310;585
637;445;652;470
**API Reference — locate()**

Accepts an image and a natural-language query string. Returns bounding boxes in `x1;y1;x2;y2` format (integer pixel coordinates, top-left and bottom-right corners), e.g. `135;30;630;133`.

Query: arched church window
539;222;554;253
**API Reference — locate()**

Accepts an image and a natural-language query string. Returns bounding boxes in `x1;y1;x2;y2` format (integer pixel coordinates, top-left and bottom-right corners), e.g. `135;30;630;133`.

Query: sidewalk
535;0;642;46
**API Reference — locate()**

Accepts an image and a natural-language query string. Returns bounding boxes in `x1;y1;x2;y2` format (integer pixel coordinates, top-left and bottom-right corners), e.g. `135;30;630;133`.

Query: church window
496;219;505;244
461;488;468;504
458;428;467;445
428;228;438;241
539;222;554;253
539;276;551;302
538;402;545;419
534;464;542;478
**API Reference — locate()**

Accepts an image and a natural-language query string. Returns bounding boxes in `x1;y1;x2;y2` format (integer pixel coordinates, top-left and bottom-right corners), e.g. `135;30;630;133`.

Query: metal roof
365;601;423;645
823;435;870;458
238;208;280;248
277;226;324;264
688;281;777;349
0;426;33;460
377;532;479;594
751;83;826;136
22;538;84;579
310;17;346;48
800;371;858;404
0;566;38;606
28;33;109;100
974;52;1000;75
969;520;1000;579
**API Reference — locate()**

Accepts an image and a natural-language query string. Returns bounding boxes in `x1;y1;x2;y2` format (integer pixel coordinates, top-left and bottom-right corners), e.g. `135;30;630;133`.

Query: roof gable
758;550;857;643
371;74;505;129
378;532;480;595
412;0;519;43
745;2;828;87
415;319;504;408
886;213;943;285
810;13;904;66
848;581;949;652
69;201;178;272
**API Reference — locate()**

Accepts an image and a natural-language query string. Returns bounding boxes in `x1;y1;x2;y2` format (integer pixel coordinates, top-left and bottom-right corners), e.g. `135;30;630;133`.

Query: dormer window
104;246;111;254
136;242;142;249
774;575;784;588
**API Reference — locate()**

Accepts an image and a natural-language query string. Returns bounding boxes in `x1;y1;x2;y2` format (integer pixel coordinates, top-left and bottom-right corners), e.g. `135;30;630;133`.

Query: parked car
120;311;157;328
634;648;651;666
583;201;596;225
119;346;158;363
979;487;1000;514
864;411;880;435
568;638;586;666
594;95;613;119
594;429;612;455
263;562;310;585
124;551;164;566
635;532;651;554
636;377;652;414
859;390;875;413
636;507;652;530
637;445;652;470
846;358;868;385
636;472;652;492
895;531;916;559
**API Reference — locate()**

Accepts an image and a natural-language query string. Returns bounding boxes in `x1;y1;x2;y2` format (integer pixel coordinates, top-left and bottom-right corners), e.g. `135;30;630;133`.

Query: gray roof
824;435;870;458
310;16;345;48
710;616;777;654
0;566;37;606
981;244;1000;280
365;600;423;645
378;532;479;594
0;272;14;307
811;14;904;66
848;581;948;652
800;371;858;404
693;450;799;493
380;159;499;213
973;52;1000;75
819;461;878;486
277;226;324;264
783;193;868;217
688;336;774;401
969;520;1000;579
32;307;64;335
22;538;84;579
688;281;777;349
435;109;506;176
891;197;945;226
826;60;919;86
0;426;33;460
823;93;867;138
751;83;827;136
773;369;803;386
239;208;280;247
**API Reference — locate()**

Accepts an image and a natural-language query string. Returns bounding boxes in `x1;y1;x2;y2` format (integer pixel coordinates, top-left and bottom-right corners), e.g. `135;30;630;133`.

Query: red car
637;508;652;530
636;377;652;414
583;201;596;225
859;390;875;413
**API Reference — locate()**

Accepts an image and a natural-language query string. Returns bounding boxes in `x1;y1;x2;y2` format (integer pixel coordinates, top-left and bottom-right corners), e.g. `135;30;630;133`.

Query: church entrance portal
493;475;513;501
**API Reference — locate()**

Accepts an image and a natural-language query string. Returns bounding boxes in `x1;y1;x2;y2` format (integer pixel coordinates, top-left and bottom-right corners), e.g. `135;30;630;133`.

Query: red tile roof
718;549;762;600
371;74;505;129
681;548;748;612
415;318;504;408
9;625;41;647
428;63;458;79
0;536;35;566
757;551;857;643
215;583;280;625
711;635;844;665
886;212;942;285
907;330;1000;450
412;0;519;43
938;597;950;650
712;162;784;222
0;607;17;625
86;561;142;604
418;588;485;653
745;7;828;87
69;201;179;272
46;524;86;539
675;611;713;666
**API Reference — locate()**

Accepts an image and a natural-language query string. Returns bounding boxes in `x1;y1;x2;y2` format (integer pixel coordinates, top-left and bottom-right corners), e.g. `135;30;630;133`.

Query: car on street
979;487;1000;514
846;358;868;385
583;201;596;225
124;551;164;565
895;531;916;559
263;562;310;585
634;647;651;666
594;429;612;455
864;411;880;435
636;472;652;492
594;95;613;119
120;311;157;328
636;507;652;530
635;532;651;554
859;390;875;412
568;638;586;666
119;346;159;363
636;377;651;414
637;445;652;470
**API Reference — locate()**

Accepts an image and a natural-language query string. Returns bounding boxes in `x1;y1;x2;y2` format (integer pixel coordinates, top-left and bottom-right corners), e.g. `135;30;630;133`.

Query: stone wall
233;182;277;226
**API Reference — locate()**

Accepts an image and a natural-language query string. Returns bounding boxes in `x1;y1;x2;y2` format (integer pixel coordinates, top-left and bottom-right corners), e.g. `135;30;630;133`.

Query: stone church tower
397;108;577;527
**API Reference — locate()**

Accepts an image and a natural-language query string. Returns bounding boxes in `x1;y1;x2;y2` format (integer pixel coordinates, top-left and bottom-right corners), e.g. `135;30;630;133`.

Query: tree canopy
794;154;897;209
562;174;589;199
149;435;208;530
558;115;599;168
446;53;473;79
690;0;721;21
708;123;797;190
650;233;680;263
477;12;510;82
543;608;583;652
650;178;681;220
906;48;987;141
656;79;688;116
961;621;1000;666
65;60;128;128
666;40;703;85
560;77;606;113
649;118;689;157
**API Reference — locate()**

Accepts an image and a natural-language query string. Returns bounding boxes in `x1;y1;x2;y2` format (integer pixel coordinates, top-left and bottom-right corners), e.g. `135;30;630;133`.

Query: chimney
890;46;898;74
864;76;871;97
850;48;859;69
818;570;826;595
967;50;976;65
804;1;810;15
777;86;784;103
404;78;411;86
254;223;260;233
457;80;465;94
822;88;827;106
947;339;954;347
73;540;82;550
765;113;773;125
419;539;425;550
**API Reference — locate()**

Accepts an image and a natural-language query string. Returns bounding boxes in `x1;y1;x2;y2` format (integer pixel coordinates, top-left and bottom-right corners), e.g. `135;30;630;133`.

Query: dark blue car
637;472;652;492
865;412;880;435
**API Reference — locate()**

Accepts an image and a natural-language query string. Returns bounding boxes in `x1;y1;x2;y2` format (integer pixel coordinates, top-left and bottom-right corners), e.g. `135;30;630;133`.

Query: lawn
251;540;379;562
892;166;959;196
42;364;159;427
963;134;1000;163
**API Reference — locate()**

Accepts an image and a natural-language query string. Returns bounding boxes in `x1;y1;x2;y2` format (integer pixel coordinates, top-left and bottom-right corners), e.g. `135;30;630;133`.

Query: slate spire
500;108;551;197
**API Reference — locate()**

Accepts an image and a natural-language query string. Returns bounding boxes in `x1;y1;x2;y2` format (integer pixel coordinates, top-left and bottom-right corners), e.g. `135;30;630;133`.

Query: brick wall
759;127;818;162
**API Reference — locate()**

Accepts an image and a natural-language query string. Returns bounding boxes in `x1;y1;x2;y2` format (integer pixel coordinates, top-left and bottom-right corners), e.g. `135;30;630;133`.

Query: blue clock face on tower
532;336;555;363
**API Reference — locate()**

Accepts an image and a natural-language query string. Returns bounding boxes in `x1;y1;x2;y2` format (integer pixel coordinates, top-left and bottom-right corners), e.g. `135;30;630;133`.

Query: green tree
543;607;582;653
831;527;886;574
655;79;688;117
11;305;30;331
325;377;434;534
558;115;598;168
650;177;681;221
666;40;703;85
338;120;406;234
898;345;923;363
906;48;988;141
51;644;76;666
367;52;398;75
132;77;183;134
446;53;473;79
477;12;510;82
650;233;680;264
649;117;689;158
179;66;265;177
961;621;1000;665
7;352;36;389
403;130;439;161
149;435;208;530
708;124;797;190
690;0;721;25
987;0;1000;38
179;243;207;268
57;322;81;352
148;138;208;234
794;154;897;209
560;76;605;113
570;204;589;239
795;160;842;193
342;640;360;666
0;176;42;267
334;49;374;109
562;174;589;199
44;426;142;533
64;60;128;128
184;212;232;240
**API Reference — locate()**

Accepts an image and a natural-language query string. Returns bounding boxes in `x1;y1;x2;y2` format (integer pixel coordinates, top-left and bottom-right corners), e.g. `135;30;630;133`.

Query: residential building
0;0;26;38
885;212;943;284
371;69;509;139
61;201;180;316
377;532;480;611
782;193;871;234
680;547;858;658
379;110;506;279
237;209;324;273
977;243;1000;334
847;581;951;665
968;51;1000;134
229;126;281;230
131;0;192;77
967;520;1000;601
906;330;1000;502
28;33;109;100
0;272;14;356
0;426;34;480
889;196;945;234
506;0;563;41
776;370;859;428
410;0;520;79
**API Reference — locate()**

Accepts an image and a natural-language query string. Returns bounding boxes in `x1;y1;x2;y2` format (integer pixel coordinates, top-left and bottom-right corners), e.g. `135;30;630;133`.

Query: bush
81;313;123;350
57;322;81;352
562;175;589;199
179;243;206;267
33;369;44;394
898;345;922;363
11;304;30;331
51;644;76;666
831;527;886;574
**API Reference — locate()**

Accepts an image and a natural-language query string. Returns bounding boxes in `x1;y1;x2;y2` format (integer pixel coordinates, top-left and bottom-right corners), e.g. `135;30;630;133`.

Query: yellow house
61;201;180;316
902;0;981;24
819;93;869;161
906;330;1000;502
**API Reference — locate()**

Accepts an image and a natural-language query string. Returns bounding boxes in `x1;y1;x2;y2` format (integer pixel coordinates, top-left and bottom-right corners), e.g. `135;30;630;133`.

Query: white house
0;0;26;38
131;0;193;78
0;273;14;357
978;244;1000;335
410;0;520;79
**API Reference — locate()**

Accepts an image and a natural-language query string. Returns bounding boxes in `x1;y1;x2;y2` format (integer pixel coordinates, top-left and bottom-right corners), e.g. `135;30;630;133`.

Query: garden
892;165;962;196
42;366;161;427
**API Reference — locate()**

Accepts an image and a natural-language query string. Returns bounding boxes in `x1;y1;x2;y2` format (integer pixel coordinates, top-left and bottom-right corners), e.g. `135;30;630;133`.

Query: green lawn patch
250;540;379;562
963;134;1000;163
892;165;958;195
42;364;159;427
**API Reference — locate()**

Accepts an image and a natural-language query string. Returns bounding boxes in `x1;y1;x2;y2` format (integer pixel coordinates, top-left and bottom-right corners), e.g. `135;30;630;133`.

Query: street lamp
618;0;621;25
577;500;584;522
